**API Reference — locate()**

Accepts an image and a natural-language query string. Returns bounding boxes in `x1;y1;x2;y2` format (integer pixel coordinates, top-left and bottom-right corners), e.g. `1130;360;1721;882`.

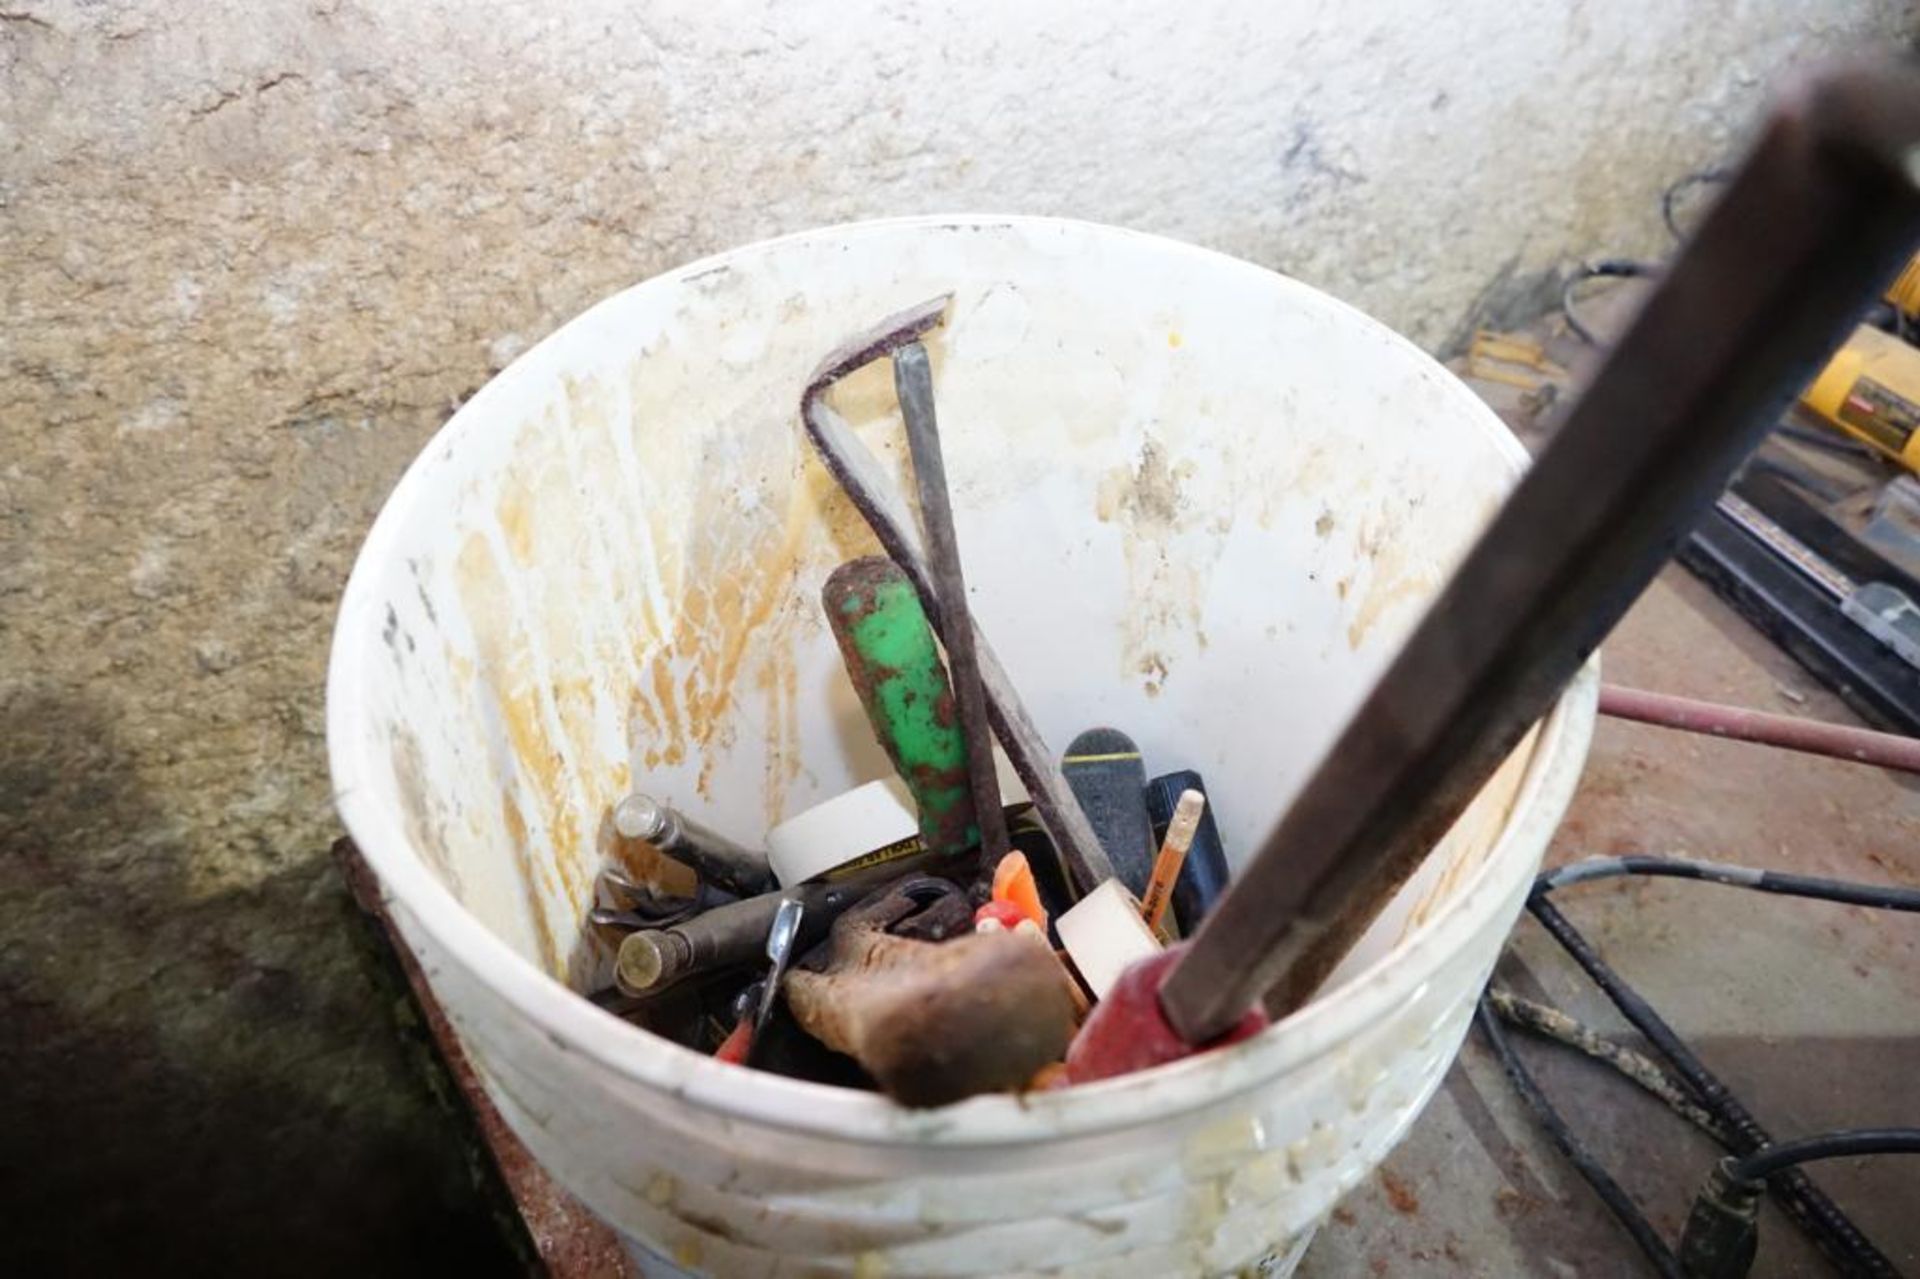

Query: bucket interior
334;218;1536;1001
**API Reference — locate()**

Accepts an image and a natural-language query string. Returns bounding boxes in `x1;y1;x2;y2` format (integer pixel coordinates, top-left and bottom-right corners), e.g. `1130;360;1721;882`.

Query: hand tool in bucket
783;875;1075;1106
801;306;1115;896
822;555;985;860
893;340;1012;866
1071;59;1920;1081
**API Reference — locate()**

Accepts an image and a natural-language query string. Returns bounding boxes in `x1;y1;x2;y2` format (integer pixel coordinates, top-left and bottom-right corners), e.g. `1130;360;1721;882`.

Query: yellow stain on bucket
454;529;580;976
468;388;643;937
498;790;559;975
1344;508;1437;651
618;406;879;820
1346;565;1433;651
497;486;536;566
670;475;803;800
618;426;814;807
647;654;687;767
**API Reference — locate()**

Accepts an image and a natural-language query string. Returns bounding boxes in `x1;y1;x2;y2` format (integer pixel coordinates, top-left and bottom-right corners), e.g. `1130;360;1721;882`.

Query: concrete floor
1297;568;1920;1277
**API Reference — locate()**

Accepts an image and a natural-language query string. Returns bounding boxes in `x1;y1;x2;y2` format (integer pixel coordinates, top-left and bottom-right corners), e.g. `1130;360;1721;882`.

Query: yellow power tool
1800;255;1920;472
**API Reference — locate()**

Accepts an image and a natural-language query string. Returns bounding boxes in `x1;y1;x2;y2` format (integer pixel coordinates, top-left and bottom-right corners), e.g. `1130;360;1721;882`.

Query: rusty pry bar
894;341;1011;867
1154;59;1920;1047
801;298;1116;897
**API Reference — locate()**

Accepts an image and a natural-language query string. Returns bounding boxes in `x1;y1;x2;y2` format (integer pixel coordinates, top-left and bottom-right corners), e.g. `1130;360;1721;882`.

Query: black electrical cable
1539;855;1920;913
1566;165;1726;349
1487;987;1731;1144
1773;421;1876;457
1476;995;1683;1278
1528;894;1897;1276
1532;855;1920;1270
1732;1130;1920;1184
1561;259;1658;345
1662;167;1733;242
1746;454;1856;506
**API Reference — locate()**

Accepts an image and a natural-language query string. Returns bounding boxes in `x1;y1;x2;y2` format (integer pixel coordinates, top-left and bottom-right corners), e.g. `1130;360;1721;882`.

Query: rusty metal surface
1163;60;1920;1042
334;838;641;1279
894;340;1012;865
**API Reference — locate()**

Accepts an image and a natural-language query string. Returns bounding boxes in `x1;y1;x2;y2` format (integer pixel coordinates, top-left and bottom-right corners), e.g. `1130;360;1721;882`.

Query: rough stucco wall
0;0;1910;1268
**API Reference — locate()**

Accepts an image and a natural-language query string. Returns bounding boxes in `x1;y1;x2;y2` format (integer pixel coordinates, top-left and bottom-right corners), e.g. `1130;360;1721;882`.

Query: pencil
1140;788;1205;936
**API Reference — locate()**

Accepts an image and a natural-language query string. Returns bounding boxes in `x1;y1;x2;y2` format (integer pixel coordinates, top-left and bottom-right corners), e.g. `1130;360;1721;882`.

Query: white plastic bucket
327;216;1596;1277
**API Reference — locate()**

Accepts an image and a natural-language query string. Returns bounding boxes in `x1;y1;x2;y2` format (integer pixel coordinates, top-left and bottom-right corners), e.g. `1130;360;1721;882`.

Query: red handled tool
1072;61;1920;1082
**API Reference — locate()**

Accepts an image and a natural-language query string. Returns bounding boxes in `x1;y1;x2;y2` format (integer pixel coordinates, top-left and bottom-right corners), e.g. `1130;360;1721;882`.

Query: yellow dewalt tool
1799;252;1920;472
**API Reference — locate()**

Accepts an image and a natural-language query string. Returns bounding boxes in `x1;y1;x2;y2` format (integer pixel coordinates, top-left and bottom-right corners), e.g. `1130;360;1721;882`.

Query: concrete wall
2;0;1909;1267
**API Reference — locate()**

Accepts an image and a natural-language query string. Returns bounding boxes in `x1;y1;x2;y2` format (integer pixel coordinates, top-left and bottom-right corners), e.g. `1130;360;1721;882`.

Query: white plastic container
327;217;1596;1277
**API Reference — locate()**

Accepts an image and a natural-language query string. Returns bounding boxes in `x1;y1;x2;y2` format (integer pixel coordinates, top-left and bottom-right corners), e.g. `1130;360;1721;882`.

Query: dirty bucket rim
327;212;1597;1147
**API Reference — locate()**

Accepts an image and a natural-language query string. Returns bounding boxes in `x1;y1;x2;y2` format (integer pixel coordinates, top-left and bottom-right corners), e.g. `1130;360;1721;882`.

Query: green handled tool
824;556;978;858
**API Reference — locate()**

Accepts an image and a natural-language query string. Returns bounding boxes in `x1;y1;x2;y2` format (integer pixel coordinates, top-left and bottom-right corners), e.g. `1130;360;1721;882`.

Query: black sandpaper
1061;727;1155;896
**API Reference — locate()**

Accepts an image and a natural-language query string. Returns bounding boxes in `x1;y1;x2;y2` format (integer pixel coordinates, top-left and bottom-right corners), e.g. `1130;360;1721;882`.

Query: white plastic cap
1055;878;1162;1000
765;750;1032;887
613;793;666;841
766;780;921;886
